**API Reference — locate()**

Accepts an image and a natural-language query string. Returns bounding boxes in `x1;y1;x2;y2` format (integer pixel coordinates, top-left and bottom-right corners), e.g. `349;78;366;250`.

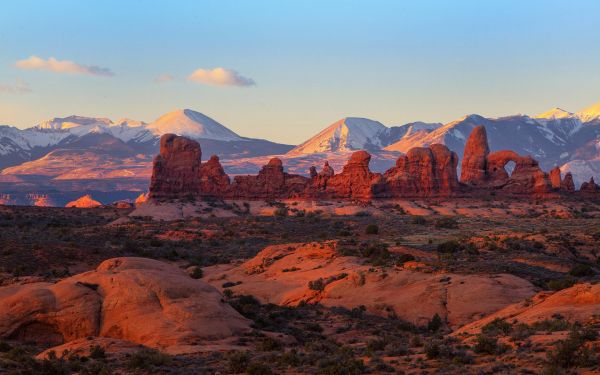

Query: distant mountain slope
287;117;389;155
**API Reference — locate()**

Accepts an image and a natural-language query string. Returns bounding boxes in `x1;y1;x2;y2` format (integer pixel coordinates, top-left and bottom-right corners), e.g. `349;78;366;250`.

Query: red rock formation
549;167;562;190
460;126;489;185
148;129;565;201
561;172;575;192
580;177;599;194
232;158;309;199
199;155;230;197
321;151;385;200
486;151;551;195
383;144;459;197
149;134;202;199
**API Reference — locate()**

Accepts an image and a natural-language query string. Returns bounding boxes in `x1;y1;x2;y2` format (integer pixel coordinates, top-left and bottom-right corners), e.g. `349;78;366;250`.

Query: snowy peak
535;107;574;120
576;101;600;122
37;116;113;130
146;109;243;141
288;117;389;155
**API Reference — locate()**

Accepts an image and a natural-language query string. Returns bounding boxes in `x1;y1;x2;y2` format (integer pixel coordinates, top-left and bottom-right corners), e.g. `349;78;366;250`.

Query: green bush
247;361;273;375
227;351;251;374
434;217;458;229
472;334;503;355
365;224;379;235
308;278;325;291
437;240;462;253
482;318;512;336
126;349;171;370
427;313;443;332
569;264;595;277
547;278;576;291
411;216;427;225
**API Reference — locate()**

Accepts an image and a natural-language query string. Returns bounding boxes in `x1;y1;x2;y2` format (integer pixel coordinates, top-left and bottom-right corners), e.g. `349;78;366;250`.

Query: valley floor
0;197;599;374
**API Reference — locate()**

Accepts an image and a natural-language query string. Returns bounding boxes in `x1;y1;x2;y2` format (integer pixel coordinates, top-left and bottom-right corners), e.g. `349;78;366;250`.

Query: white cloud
154;73;174;83
187;67;255;87
15;56;114;77
0;78;32;94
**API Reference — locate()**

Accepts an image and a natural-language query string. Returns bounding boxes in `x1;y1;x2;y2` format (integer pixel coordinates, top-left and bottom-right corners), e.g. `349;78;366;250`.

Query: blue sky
1;0;599;143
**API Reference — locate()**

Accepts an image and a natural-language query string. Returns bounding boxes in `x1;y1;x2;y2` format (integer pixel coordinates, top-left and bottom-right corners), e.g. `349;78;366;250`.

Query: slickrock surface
0;257;251;354
204;241;536;328
455;283;600;335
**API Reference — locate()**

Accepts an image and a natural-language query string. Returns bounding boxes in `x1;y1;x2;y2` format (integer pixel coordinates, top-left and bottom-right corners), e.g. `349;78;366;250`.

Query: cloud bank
0;79;32;94
187;67;255;87
15;56;114;77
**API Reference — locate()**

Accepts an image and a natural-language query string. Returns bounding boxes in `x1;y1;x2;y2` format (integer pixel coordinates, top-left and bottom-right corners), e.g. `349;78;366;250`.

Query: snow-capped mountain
576;102;600;123
146;109;244;141
287;118;390;155
0;109;293;169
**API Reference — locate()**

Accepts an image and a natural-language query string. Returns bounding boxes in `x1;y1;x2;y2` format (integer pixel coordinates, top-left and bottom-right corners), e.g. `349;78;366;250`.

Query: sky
1;0;599;144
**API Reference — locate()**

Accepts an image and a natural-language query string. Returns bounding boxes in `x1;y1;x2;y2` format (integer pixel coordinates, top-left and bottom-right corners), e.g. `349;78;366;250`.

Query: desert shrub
427;313;443;332
437;240;462;254
411;216;426;225
546;326;599;368
434;217;458;229
89;345;106;359
126;348;171;370
365;224;379;235
318;348;365;375
547;278;576;291
229;295;261;319
258;337;282;351
0;341;11;352
510;323;535;341
247;361;273;375
274;206;288;217
482;318;512;336
396;253;415;264
227;351;251;373
569;264;595;277
308;278;325;291
531;317;571;332
189;267;203;279
472;334;507;355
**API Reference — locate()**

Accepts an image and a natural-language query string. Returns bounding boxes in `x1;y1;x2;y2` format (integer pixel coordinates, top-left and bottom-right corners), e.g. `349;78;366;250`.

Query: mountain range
0;102;599;206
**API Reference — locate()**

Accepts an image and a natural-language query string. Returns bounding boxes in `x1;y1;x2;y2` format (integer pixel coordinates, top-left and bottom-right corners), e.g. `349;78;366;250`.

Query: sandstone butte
149;127;598;201
0;257;251;355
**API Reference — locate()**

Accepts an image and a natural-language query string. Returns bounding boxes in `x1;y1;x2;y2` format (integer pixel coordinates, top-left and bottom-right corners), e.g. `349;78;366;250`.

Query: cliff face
148;128;589;201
